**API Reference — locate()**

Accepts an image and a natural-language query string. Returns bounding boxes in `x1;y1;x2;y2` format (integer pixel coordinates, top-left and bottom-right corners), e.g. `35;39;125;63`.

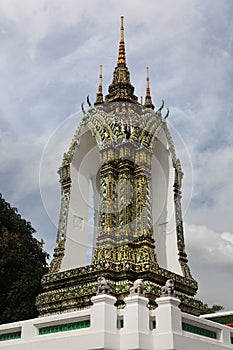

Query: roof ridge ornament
81;102;86;115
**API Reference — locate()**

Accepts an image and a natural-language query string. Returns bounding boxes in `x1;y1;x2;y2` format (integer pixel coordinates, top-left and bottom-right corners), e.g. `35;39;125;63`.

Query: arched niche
60;126;100;271
152;128;182;275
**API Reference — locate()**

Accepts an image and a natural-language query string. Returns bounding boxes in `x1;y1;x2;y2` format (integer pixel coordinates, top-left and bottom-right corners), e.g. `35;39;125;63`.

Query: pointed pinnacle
94;64;104;106
144;67;154;110
118;16;126;65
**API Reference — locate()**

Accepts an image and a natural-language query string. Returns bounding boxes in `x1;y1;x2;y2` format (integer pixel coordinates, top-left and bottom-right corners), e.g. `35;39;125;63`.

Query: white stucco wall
0;295;232;350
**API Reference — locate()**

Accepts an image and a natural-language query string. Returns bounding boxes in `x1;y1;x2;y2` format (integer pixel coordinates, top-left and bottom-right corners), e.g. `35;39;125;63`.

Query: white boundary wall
0;295;232;350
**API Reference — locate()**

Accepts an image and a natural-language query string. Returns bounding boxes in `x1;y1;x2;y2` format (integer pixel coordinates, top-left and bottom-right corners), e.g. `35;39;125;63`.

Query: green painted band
0;331;21;341
39;319;90;335
182;322;216;339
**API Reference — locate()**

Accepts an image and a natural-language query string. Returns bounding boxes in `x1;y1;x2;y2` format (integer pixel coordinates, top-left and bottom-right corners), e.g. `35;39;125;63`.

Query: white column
121;295;152;350
220;326;231;345
90;294;118;349
21;319;37;339
155;296;182;350
156;296;182;333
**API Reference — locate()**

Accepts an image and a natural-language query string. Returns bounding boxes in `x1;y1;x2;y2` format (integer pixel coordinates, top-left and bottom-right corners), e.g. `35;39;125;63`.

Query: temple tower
36;17;202;316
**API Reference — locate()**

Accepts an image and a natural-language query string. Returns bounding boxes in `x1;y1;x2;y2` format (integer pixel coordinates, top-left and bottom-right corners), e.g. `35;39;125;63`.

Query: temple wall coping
0;295;232;350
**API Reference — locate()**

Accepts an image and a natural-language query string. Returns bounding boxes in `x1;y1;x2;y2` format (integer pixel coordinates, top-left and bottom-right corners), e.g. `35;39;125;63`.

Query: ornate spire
105;16;138;104
118;16;126;65
94;65;104;106
144;67;154;110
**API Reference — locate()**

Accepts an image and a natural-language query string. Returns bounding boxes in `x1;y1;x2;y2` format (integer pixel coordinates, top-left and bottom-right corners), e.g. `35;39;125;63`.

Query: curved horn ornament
81;102;86;114
164;108;170;119
87;95;92;107
158;99;164;112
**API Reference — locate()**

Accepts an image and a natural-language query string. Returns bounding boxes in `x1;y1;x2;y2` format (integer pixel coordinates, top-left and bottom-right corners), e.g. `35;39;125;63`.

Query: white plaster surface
0;295;232;350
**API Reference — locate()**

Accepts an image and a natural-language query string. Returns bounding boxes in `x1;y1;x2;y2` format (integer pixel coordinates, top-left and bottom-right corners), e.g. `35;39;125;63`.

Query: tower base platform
36;245;203;317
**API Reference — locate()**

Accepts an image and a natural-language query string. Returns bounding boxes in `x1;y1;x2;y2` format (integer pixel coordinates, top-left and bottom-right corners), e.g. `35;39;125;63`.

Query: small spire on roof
94;64;104;106
144;67;154;110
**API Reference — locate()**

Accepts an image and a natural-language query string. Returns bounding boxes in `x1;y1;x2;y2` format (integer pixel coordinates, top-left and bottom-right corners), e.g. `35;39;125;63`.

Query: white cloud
222;232;233;246
185;223;233;309
186;224;233;269
183;145;233;234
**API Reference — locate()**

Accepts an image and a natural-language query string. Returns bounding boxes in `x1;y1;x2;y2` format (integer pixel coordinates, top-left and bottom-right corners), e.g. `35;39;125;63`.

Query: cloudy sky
0;0;233;309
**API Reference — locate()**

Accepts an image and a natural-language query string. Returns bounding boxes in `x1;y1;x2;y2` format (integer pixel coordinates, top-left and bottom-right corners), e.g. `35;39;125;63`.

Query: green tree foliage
0;194;49;324
201;303;224;314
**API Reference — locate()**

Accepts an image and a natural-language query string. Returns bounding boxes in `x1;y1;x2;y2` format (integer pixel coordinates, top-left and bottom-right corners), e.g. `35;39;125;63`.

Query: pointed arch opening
152;129;182;275
60;127;100;271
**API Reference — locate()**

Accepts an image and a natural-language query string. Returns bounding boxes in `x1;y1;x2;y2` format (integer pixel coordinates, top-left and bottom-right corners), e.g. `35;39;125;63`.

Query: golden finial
118;16;126;65
144;67;154;109
120;16;124;42
94;64;104;106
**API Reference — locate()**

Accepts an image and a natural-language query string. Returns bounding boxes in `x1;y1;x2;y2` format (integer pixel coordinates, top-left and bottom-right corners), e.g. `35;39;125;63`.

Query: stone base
36;258;203;317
